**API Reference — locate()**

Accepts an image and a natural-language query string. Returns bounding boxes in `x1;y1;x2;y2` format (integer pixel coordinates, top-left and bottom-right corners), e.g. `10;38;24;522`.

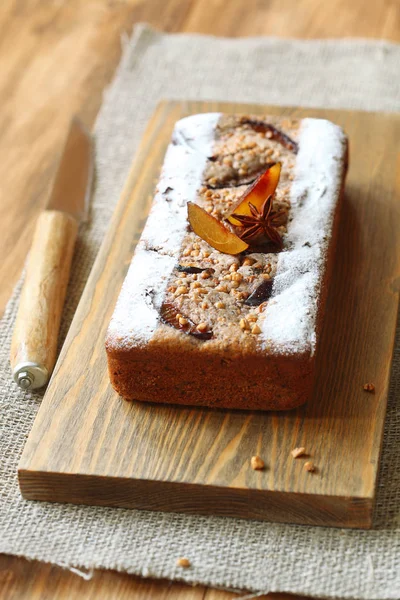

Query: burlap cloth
1;24;399;599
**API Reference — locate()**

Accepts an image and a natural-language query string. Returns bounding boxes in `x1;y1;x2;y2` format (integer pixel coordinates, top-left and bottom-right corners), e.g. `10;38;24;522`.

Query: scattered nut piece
176;557;191;568
196;322;208;332
363;383;375;393
304;461;315;472
291;447;306;459
251;455;265;470
178;317;188;326
175;286;189;296
231;272;243;282
239;318;250;331
243;257;255;266
251;324;261;335
215;301;225;309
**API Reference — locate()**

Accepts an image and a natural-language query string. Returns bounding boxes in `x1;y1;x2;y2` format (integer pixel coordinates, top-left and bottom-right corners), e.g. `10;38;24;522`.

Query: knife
10;118;93;390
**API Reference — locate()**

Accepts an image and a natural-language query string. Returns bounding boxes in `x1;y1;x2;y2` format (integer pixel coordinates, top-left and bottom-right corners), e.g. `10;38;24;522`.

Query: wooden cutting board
18;101;400;529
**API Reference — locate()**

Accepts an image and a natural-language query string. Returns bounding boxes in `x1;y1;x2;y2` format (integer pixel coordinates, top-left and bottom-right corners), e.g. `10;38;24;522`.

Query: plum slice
244;279;274;306
188;202;249;255
227;163;281;227
160;302;212;340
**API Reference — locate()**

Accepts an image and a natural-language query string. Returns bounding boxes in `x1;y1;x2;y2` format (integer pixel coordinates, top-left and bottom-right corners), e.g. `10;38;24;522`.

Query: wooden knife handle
10;210;78;389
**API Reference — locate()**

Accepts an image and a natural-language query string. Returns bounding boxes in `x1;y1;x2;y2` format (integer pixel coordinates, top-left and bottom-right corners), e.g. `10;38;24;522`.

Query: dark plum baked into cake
106;113;348;410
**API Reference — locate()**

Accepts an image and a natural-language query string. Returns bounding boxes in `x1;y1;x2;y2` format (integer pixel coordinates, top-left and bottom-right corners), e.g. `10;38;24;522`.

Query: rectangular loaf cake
106;113;348;410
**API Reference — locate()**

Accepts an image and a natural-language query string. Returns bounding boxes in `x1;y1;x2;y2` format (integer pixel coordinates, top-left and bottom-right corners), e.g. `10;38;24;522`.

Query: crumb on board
291;447;306;458
176;557;191;568
304;461;315;472
251;455;265;470
363;383;375;393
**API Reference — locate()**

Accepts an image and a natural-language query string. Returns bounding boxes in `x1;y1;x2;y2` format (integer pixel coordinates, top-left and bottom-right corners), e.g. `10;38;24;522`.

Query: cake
106;113;348;410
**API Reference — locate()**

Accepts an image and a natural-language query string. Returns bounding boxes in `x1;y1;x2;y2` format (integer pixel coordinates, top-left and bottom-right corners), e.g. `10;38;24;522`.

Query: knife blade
10;118;93;390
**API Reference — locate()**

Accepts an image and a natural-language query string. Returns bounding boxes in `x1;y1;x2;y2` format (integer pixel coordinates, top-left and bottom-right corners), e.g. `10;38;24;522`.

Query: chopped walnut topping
175;286;189;296
239;318;250;331
242;257;255;266
291;447;306;458
304;461;315;472
200;270;211;279
196;322;208;332
251;455;265;470
161;115;296;344
363;383;375;393
176;557;191;568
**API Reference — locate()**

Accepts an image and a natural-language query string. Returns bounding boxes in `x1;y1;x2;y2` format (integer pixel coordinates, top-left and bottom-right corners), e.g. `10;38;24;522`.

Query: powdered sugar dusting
107;113;220;349
260;118;347;355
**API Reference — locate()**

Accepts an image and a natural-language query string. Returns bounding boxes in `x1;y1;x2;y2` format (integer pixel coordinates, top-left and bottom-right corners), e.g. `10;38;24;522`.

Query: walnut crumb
251;455;265;470
251;324;261;335
291;447;306;458
243;257;255;266
196;322;208;332
304;461;315;472
176;557;191;568
175;286;188;296
240;318;250;331
363;383;375;393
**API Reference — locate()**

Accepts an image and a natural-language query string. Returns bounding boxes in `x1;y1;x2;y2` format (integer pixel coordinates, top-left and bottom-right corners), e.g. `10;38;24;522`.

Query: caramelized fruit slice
188;202;249;255
245;279;274;306
227;163;281;227
240;119;298;154
177;264;215;274
160;301;212;340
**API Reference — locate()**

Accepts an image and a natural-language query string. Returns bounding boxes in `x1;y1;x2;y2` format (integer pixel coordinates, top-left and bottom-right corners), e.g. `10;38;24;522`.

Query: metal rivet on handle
17;371;34;390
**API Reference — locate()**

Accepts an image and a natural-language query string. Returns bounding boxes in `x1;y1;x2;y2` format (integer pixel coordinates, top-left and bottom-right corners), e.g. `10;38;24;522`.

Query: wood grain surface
2;0;400;597
0;556;313;600
19;100;400;531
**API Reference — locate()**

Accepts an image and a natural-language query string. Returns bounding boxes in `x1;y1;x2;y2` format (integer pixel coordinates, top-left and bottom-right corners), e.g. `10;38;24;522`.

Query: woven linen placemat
1;24;400;600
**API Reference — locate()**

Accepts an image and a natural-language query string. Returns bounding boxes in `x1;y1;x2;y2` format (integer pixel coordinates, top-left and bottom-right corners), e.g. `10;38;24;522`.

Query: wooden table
0;0;398;598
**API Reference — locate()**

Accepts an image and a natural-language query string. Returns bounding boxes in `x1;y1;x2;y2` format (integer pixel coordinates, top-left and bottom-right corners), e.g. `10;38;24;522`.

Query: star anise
231;195;285;248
